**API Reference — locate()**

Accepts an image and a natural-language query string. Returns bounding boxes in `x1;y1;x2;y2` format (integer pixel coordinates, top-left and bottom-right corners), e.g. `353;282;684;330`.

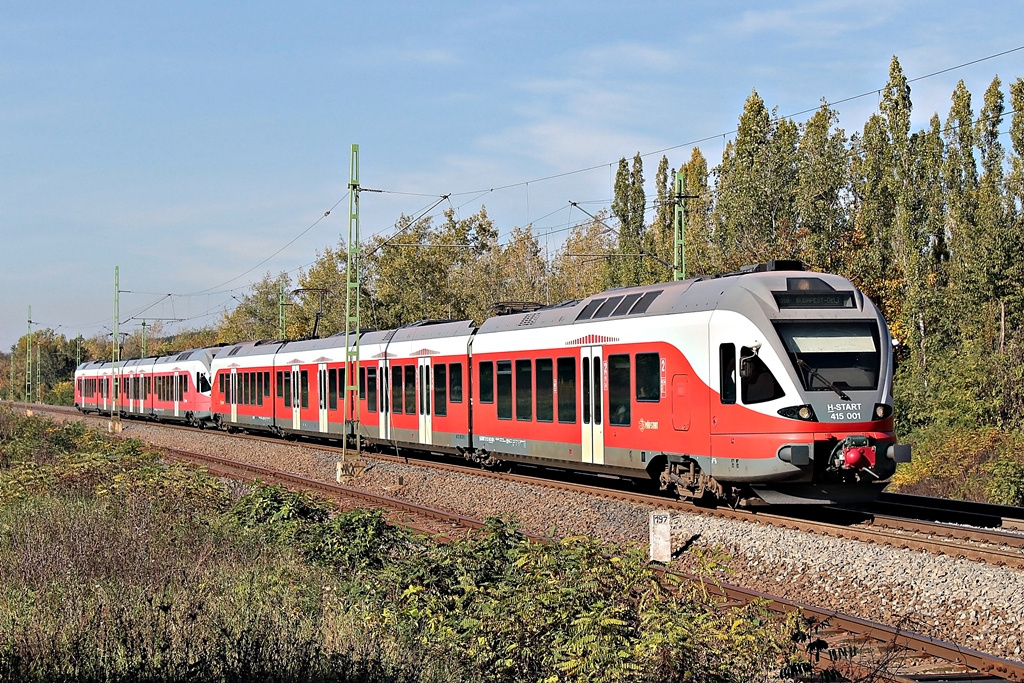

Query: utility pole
278;282;287;339
112;266;121;431
673;171;700;282
25;306;32;403
340;143;363;471
141;320;147;357
36;346;41;403
76;335;82;367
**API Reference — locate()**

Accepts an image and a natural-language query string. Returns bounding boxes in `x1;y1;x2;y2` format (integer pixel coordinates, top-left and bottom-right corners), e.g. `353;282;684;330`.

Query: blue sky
2;1;1023;350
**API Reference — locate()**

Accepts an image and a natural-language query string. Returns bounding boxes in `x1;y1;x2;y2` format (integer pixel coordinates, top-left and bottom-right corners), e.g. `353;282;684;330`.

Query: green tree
217;271;295;342
795;101;851;274
609;153;649;287
714;90;800;269
679;147;715;277
549;213;615;302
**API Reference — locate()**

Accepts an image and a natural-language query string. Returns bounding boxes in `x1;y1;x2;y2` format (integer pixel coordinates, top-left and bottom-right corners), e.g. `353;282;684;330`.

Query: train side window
404;365;416;415
536;358;553;422
740;348;785;405
276;372;283;398
329;368;338;410
479;361;494;404
367;367;378;413
300;370;309;409
608;354;631;426
256;372;264;406
636;353;660;402
515;359;532;421
434;364;447;417
593;360;602;425
720;344;736;404
199;373;211;394
391;368;402;414
582;358;591;424
219;374;226;396
497;360;512;420
263;372;270;399
283;372;291;408
449;362;463;403
359;367;366;400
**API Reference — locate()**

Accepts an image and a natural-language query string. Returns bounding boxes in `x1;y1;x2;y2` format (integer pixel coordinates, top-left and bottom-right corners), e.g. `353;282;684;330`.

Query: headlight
778;405;817;421
873;404;893;419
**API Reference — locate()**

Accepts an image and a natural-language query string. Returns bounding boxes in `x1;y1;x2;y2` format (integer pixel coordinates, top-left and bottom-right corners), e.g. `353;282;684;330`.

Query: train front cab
702;279;911;504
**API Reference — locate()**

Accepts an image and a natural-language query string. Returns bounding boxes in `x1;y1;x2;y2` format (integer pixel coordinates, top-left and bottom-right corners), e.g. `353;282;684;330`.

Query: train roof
476;265;870;334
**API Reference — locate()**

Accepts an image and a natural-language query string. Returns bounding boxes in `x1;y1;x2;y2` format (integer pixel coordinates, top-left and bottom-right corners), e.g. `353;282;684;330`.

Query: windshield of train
774;321;881;392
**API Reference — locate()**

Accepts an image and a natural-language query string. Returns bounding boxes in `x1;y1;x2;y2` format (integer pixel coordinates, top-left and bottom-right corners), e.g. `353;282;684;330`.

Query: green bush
0;409;800;682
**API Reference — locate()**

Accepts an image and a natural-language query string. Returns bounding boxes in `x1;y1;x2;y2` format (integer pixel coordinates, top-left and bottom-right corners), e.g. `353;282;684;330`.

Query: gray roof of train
475;271;872;335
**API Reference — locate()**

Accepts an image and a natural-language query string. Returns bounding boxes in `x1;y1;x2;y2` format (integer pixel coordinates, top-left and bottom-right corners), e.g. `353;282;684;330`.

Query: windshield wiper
795;359;851;401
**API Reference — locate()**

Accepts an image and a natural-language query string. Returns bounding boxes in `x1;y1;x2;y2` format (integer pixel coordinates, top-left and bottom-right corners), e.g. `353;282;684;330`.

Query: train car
364;321;474;455
211;340;284;433
120;357;155;418
469;261;909;504
75;360;110;413
149;347;215;425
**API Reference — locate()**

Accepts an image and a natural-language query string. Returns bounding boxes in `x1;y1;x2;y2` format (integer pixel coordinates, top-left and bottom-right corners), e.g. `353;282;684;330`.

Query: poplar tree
680;147;715;276
795;101;850;274
714;90;800;269
610;153;648;287
653;155;674;281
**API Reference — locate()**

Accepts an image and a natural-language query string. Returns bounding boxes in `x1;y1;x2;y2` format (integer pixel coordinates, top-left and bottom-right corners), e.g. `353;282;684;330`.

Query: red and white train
76;261;911;504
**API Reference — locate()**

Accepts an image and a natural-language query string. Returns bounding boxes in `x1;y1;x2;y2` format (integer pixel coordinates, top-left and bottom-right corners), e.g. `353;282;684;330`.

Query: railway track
13;401;1024;569
9;402;1024;679
130;438;1024;682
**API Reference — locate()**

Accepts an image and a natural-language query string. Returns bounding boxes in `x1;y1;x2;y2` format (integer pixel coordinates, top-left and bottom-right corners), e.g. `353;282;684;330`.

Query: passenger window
557;357;576;424
283;372;291;408
359;367;366;400
608;354;630;426
515;359;532;421
276;372;283;398
367;367;378;413
720;344;736;404
392;367;402;414
434;364;447;417
404;366;416;415
536;358;553;422
740;347;785;405
300;370;309;409
449;363;463;403
497;360;512;420
479;361;494;404
636;353;660;402
329;369;338;410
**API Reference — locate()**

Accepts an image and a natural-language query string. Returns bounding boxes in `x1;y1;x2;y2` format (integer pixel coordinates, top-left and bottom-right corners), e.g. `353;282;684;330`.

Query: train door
291;365;302;430
230;369;238;424
378;360;391;439
318;363;329;433
173;372;181;418
581;346;604;465
418;357;432;444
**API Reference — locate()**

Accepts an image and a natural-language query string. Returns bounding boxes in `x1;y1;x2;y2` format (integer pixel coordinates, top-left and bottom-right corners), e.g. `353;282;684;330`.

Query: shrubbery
891;424;1024;505
0;409;814;682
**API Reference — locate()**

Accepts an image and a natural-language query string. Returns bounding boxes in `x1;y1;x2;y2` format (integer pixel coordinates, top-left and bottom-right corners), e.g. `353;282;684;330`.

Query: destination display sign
772;292;855;309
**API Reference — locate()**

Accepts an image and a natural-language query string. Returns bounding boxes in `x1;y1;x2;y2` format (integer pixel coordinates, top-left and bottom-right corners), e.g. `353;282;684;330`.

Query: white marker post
649;510;674;563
